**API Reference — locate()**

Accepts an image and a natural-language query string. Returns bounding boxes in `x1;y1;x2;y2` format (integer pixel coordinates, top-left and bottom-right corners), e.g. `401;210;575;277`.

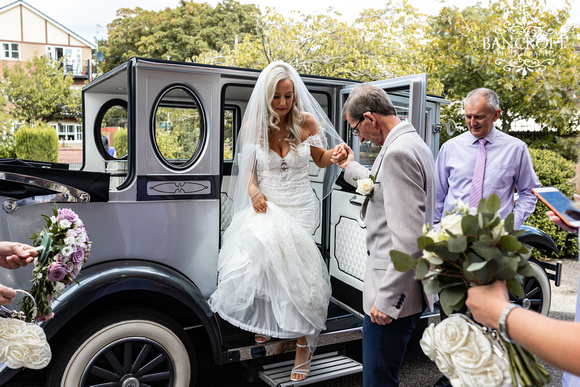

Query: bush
112;128;128;158
0;129;16;158
14;124;59;163
526;148;578;260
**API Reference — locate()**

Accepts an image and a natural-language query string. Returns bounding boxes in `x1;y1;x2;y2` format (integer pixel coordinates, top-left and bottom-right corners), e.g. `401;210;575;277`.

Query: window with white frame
1;42;20;60
54;123;82;142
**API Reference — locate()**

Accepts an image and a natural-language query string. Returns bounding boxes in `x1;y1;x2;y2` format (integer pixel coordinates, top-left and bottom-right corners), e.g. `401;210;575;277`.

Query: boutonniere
355;174;376;200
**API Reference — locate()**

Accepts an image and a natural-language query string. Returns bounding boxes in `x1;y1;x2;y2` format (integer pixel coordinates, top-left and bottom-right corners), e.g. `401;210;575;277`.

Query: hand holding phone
532;187;580;229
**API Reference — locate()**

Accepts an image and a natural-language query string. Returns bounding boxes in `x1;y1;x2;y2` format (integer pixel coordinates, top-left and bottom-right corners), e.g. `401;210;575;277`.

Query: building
0;0;95;165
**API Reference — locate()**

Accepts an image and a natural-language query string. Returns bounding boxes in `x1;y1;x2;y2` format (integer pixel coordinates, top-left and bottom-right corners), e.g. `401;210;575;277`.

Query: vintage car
0;58;560;386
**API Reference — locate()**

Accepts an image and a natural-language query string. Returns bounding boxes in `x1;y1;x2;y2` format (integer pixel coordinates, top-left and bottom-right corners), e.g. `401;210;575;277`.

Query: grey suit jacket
345;122;437;319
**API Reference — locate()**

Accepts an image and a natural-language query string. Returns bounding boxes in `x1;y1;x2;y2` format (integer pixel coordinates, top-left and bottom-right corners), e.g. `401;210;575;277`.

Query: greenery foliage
14;124;59;163
429;0;580;135
112;128;128;158
99;0;260;73
526;148;578;259
2;56;80;124
0;130;16;159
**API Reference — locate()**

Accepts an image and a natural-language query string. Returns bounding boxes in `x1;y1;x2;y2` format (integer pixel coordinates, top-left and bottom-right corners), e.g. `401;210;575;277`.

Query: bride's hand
252;192;268;213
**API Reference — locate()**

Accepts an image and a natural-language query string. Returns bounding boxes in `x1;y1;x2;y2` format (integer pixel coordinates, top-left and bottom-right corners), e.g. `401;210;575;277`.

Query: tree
194;0;436;85
99;0;261;73
2;55;80;124
427;0;580;134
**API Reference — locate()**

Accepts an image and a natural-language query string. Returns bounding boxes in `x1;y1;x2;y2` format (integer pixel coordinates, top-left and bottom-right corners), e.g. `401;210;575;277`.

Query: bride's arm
302;113;346;168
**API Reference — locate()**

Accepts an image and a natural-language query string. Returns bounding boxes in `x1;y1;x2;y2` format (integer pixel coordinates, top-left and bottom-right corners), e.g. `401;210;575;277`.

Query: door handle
349;195;363;207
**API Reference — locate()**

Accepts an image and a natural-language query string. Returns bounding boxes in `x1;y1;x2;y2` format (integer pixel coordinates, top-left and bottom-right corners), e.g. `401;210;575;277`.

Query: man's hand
0;242;37;270
0;284;17;306
370;305;393;325
331;144;355;170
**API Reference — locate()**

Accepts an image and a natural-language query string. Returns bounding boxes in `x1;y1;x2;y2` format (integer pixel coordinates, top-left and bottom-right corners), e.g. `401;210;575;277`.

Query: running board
258;352;362;386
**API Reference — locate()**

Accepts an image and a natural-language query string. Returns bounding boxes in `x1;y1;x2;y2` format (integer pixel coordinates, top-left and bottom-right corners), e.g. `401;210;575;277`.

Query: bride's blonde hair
264;63;304;150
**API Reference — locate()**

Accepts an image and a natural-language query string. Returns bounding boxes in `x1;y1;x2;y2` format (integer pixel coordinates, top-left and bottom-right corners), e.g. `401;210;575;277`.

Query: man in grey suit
334;84;436;387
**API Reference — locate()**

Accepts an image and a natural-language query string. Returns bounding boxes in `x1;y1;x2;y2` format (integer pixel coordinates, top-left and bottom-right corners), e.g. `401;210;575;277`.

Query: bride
209;61;345;381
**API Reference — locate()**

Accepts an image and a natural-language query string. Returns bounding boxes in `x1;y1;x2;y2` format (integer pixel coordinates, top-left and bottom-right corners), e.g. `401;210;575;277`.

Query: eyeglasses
350;116;365;136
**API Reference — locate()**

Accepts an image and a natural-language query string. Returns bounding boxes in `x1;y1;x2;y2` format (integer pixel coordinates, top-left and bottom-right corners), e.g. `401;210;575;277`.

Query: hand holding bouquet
19;205;91;322
391;195;549;386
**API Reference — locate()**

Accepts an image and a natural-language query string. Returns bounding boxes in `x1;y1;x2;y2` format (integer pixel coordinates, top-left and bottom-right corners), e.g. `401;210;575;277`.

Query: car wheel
47;309;196;387
510;261;551;316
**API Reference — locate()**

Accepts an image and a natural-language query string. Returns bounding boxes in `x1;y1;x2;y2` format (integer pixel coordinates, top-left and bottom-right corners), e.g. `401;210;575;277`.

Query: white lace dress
209;134;332;345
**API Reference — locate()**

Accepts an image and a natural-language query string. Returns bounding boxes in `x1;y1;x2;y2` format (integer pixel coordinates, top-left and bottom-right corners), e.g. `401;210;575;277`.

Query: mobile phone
532;187;580;229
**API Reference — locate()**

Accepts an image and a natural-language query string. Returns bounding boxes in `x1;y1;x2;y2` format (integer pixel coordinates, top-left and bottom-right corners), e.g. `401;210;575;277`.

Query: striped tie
469;138;487;208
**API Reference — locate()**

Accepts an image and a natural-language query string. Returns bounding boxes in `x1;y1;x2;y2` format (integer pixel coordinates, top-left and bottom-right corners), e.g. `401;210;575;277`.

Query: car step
258;351;362;386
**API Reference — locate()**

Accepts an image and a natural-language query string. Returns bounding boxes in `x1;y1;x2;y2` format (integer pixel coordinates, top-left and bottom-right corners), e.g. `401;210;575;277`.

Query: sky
0;0;578;45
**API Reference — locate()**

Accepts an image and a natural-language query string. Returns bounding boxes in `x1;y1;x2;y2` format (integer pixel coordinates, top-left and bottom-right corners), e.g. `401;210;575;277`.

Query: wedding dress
209;134;332;344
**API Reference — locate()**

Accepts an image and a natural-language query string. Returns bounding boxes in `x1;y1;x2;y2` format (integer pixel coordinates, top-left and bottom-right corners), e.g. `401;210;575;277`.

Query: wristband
498;303;520;343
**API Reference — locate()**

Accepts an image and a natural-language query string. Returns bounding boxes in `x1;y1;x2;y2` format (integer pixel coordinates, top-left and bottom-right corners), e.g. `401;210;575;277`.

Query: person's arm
434;146;449;224
0;241;37;269
302;113;346;168
513;146;541;228
466;281;580;376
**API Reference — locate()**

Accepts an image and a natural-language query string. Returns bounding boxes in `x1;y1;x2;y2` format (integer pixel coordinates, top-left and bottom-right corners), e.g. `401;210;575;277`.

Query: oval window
152;85;205;169
95;99;128;160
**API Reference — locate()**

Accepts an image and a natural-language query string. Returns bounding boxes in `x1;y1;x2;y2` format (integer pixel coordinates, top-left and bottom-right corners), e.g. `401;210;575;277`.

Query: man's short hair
466;88;499;112
343;84;397;120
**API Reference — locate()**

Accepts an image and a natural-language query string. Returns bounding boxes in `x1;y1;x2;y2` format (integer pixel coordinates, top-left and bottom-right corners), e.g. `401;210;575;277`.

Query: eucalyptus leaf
506;278;525;298
426;255;444;265
517;262;534;277
478;234;494;246
472;242;502;260
466;261;488;271
417;236;434;250
499;235;523;252
462;215;479;236
486;194;501;213
486;256;519;280
441;286;467;315
415;259;430;280
424;279;442;295
432;244;460;261
504;213;515;232
390;250;416;272
447;234;467;253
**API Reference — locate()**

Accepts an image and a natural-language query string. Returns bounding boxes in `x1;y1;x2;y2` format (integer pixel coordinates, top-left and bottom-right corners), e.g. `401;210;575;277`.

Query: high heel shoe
255;334;271;344
290;343;312;382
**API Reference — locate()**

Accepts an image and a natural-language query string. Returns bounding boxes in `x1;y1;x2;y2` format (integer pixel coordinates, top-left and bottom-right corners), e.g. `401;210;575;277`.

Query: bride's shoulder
299;112;319;138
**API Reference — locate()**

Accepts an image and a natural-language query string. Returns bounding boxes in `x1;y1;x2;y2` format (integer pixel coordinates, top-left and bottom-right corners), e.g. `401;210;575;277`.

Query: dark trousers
362;311;422;387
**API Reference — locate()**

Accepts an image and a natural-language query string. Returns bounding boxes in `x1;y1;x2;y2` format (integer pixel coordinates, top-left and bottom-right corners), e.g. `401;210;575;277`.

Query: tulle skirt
208;202;331;349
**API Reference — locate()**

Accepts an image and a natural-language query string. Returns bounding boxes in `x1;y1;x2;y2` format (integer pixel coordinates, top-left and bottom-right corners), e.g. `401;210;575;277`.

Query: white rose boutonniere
355;174;376;199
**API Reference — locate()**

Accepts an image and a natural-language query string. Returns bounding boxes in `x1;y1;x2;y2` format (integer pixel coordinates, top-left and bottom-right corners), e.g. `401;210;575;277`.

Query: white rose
456;357;511;387
75;218;84;227
427;228;448;243
64;236;76;245
434;315;470;354
50;216;57;224
451;329;493;372
59;219;72;229
54;282;66;293
356;178;374;196
420;323;437;359
62;245;74;256
20;324;45;345
2;319;25;341
4;343;29;369
440;213;463;236
433;348;456;380
24;343;52;369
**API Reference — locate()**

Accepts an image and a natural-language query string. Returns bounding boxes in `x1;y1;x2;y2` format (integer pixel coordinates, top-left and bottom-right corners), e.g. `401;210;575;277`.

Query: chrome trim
0;172;90;212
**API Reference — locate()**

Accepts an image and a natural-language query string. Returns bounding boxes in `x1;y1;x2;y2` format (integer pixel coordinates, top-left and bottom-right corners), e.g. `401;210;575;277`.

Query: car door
328;74;443;315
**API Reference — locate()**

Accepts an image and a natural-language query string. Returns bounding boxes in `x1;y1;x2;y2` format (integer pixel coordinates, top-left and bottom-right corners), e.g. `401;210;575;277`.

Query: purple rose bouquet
19;205;91;321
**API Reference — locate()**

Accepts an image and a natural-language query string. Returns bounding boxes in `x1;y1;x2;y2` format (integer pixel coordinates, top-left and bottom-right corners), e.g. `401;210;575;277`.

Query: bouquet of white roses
19;205;91;322
391;194;549;387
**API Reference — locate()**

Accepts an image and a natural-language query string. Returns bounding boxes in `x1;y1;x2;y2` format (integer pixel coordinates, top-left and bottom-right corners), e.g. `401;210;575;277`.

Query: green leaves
392;194;536;315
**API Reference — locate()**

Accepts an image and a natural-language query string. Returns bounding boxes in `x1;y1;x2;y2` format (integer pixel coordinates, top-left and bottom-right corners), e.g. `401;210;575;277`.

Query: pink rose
70;246;85;264
56;208;78;223
47;263;67;282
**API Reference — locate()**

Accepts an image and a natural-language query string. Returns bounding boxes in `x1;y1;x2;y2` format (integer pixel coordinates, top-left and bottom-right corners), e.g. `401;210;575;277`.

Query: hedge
14;124;59;163
526;148;578;260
